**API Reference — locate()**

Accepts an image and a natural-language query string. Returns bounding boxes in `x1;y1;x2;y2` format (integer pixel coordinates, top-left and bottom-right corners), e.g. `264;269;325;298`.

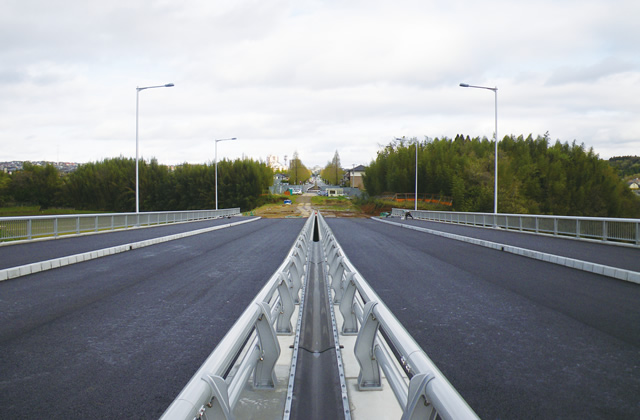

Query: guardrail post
276;274;295;334
53;218;58;238
327;245;341;268
354;301;382;390
339;272;358;335
253;302;280;389
329;257;346;303
602;220;607;242
402;372;436;420
200;374;234;420
287;260;302;304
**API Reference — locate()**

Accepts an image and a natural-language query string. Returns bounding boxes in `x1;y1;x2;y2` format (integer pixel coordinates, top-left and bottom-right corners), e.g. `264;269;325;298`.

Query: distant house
274;173;288;183
629;179;640;195
348;165;366;189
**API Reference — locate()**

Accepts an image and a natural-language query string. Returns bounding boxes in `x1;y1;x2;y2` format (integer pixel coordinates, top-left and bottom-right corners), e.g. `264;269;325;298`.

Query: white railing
319;213;479;420
160;215;314;420
0;209;241;242
391;209;640;246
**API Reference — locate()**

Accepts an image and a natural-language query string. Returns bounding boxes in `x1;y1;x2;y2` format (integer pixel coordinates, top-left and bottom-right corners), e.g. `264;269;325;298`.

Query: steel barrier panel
393;210;639;246
0;209;241;242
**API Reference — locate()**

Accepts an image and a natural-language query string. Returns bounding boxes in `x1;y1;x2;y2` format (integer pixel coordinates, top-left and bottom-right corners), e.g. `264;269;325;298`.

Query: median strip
373;217;640;285
0;217;261;282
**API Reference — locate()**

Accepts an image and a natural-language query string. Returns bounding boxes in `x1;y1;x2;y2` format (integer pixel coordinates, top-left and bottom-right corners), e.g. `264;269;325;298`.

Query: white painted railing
160;214;314;420
0;209;240;242
319;213;479;420
391;209;640;246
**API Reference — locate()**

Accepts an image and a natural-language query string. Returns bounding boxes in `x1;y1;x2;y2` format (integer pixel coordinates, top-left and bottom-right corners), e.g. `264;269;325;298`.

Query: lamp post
460;83;498;214
215;137;237;210
135;83;174;213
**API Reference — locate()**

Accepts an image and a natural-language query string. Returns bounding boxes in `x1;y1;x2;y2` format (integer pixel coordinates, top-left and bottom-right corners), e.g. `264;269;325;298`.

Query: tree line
0;157;273;212
608;156;640;179
364;134;640;218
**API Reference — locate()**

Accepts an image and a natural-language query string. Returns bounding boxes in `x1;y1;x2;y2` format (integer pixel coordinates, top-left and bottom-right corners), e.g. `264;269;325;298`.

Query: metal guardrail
392;209;640;246
0;209;240;242
160;215;314;420
318;213;479;420
161;212;477;419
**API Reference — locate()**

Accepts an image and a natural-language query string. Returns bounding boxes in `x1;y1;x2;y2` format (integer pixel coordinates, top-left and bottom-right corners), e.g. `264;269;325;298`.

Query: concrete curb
0;217;261;282
373;217;640;285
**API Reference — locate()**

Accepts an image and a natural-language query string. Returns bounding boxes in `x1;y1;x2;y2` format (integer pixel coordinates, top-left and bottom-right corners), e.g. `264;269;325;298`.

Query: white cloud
0;0;638;168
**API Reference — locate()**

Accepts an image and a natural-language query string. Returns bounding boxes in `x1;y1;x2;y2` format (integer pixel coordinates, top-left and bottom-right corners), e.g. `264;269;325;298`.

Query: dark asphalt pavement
0;216;256;270
393;217;640;272
327;218;640;420
0;218;305;419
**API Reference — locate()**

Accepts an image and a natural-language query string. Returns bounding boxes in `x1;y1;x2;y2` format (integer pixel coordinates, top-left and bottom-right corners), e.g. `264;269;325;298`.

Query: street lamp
215;137;237;210
135;83;174;213
460;83;498;214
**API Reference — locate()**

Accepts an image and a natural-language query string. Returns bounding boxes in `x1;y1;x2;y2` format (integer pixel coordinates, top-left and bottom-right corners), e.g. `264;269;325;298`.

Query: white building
266;155;288;172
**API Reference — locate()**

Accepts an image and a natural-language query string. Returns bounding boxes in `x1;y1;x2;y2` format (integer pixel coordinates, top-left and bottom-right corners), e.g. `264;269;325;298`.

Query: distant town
0;161;80;174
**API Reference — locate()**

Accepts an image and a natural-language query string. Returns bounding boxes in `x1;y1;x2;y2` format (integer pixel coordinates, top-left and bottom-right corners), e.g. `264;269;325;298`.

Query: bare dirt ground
253;193;367;218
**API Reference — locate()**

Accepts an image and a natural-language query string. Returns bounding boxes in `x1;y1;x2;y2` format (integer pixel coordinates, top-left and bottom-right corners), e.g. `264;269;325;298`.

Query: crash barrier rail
160;214;314;420
392;209;640;246
0;208;240;242
318;213;479;420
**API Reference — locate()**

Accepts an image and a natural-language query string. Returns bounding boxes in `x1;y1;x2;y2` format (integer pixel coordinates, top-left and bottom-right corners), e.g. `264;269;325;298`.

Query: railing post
276;274;295;334
329;257;346;303
354;301;382;390
287;256;303;304
402;372;437;420
602;220;607;242
339;272;358;335
253;302;280;389
27;219;32;240
53;218;58;238
201;374;234;420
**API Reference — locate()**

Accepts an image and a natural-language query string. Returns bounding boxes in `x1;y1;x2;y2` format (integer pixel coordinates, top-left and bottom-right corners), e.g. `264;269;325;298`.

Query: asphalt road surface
0;218;305;419
326;218;640;419
0;216;257;270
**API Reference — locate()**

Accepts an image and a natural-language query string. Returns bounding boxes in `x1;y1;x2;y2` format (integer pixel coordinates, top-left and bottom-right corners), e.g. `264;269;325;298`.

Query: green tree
288;151;311;185
9;163;62;208
321;150;345;186
363;134;640;217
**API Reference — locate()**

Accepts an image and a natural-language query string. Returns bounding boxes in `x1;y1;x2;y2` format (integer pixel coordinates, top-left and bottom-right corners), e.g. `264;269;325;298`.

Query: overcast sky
1;0;638;169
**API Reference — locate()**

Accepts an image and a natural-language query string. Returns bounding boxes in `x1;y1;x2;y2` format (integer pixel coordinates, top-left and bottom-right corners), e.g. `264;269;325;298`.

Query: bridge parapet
392;209;640;246
160;214;314;420
0;208;241;242
161;213;478;419
319;213;479;420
